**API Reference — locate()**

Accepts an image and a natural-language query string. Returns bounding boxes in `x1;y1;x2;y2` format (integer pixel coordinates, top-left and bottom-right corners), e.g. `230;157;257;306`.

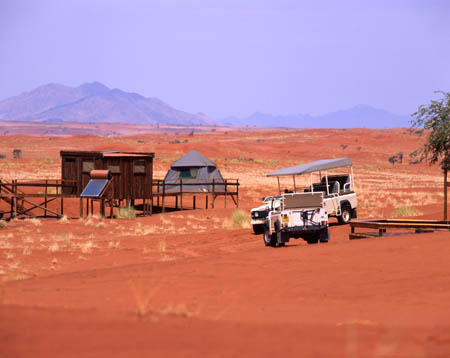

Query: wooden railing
152;178;240;211
0;179;77;220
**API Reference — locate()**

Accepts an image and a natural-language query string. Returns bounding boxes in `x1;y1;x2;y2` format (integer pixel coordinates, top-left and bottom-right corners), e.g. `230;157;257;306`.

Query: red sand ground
1;127;449;357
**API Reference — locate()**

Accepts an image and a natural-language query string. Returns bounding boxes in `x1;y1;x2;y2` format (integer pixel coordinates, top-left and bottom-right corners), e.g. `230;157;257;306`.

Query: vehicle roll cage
266;157;355;196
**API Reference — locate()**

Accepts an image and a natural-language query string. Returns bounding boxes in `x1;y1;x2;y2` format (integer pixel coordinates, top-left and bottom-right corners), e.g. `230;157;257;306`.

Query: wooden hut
60;151;154;206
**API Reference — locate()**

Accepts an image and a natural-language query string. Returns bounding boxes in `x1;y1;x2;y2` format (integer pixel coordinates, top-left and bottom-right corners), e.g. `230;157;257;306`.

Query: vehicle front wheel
263;224;277;247
253;224;264;235
338;206;352;225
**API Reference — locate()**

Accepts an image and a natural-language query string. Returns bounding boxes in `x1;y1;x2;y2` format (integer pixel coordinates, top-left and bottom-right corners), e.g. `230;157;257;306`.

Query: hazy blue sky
1;0;449;118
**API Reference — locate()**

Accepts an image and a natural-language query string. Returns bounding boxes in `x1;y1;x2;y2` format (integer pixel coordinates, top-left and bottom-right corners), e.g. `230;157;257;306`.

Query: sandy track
2;224;450;357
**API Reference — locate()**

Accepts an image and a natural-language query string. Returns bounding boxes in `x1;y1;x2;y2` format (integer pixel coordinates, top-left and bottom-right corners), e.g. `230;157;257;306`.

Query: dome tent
163;150;225;193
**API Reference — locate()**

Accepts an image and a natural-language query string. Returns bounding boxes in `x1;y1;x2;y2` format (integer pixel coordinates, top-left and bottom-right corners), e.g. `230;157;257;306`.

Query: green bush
117;206;136;219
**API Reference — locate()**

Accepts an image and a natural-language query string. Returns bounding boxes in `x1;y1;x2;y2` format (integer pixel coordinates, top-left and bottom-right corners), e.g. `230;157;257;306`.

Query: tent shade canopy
267;158;352;177
170;150;217;168
163;150;225;193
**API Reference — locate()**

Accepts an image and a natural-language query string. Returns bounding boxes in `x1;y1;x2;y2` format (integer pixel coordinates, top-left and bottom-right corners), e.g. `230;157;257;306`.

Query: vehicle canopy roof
267;157;352;177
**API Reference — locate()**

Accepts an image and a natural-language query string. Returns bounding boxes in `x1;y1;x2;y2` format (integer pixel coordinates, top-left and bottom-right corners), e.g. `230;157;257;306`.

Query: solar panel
80;179;109;198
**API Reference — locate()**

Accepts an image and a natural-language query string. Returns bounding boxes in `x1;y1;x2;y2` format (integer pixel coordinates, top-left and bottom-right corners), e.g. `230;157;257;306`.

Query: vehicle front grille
251;210;268;220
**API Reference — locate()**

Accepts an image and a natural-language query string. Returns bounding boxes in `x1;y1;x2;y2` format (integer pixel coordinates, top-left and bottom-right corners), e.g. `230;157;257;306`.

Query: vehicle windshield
272;197;282;211
263;195;281;203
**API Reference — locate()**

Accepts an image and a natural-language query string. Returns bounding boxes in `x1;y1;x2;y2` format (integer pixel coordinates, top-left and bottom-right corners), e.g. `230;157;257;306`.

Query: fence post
180;179;183;210
44;180;48;218
445;168;448;222
13;180;17;218
224;179;227;208
193;195;196;210
236;179;239;207
162;180;166;213
212;179;215;209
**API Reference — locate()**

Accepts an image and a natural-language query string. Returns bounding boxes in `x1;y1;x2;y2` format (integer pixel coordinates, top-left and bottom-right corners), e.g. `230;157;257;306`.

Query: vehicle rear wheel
319;228;329;243
305;233;319;244
338;206;352;225
253;224;264;235
306;238;319;245
263;224;277;247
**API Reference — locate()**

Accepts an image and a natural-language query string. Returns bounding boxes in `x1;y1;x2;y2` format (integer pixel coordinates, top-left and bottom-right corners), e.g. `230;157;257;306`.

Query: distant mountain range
0;82;412;128
0;82;213;125
220;105;412;129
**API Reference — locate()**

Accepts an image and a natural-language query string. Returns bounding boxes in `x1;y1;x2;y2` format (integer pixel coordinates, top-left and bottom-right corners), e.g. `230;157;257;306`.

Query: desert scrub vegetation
391;206;422;218
224;209;250;229
118;206;136;219
130;279;161;317
0;220;6;229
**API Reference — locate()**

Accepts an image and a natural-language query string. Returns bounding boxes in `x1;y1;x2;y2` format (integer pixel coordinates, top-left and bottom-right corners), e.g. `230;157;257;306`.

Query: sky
0;0;449;118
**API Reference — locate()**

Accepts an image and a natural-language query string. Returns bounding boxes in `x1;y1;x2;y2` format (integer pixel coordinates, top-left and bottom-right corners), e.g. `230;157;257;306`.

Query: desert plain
0;124;449;357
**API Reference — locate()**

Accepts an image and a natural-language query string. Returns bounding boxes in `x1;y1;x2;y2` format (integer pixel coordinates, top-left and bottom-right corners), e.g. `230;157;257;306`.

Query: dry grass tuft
22;246;32;255
222;209;251;229
159;239;166;253
28;218;41;227
0;220;6;229
129;280;160;317
48;242;60;253
391;206;423;218
108;240;120;249
160;303;197;317
79;241;94;254
117;206;136;219
58;215;69;224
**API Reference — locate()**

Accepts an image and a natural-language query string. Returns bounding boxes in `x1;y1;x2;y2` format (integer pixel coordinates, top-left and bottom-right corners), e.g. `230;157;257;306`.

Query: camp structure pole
445;168;448;222
350;166;355;191
293;176;296;192
236;179;239;207
44;180;48;218
277;177;281;195
14;180;17;218
212;179;215;209
162;180;166;213
193;195;196;209
224;179;227;208
60;188;64;217
180;178;183;211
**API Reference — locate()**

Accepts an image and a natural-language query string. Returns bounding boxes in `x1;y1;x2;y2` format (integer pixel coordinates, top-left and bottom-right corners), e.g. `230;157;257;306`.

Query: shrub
117;206;136;219
232;209;250;228
0;220;6;228
13;149;22;159
392;206;422;218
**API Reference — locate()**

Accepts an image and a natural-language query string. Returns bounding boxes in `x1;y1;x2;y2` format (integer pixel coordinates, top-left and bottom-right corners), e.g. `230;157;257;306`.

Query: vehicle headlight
255;212;259;217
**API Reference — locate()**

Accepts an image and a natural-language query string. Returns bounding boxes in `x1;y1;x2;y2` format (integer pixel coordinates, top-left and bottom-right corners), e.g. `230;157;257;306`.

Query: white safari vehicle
263;192;329;247
250;195;281;234
262;158;357;247
267;157;357;224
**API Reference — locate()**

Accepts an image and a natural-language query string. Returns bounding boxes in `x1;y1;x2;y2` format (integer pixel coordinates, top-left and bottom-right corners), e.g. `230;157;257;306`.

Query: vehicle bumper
251;219;266;225
281;225;327;234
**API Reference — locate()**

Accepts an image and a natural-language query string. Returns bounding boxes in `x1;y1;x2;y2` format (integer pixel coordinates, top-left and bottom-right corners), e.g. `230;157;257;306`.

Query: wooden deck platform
0;178;240;220
349;219;450;240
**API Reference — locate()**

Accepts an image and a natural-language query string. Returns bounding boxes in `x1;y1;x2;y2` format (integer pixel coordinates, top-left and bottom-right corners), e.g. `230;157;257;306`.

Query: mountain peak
78;82;110;96
0;82;214;126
